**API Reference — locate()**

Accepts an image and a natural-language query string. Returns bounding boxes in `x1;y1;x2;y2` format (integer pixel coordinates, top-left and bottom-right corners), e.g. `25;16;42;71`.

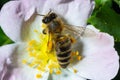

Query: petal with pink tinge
0;0;95;42
8;65;49;80
71;32;119;80
0;1;24;42
0;0;45;42
0;44;17;80
42;0;95;26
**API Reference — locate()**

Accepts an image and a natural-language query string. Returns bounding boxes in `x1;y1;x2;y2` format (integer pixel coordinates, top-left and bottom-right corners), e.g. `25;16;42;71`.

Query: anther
75;51;79;56
36;74;42;78
77;56;82;60
56;70;61;74
28;40;36;46
74;69;78;73
28;62;35;67
29;52;35;57
34;29;38;33
22;59;27;64
50;69;53;74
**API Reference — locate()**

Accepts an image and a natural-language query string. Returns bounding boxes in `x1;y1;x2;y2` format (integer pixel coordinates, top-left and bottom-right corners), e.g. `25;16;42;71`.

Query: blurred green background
0;0;120;80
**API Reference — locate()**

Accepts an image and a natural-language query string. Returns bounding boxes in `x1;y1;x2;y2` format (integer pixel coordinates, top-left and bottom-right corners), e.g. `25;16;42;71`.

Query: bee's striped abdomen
56;35;72;68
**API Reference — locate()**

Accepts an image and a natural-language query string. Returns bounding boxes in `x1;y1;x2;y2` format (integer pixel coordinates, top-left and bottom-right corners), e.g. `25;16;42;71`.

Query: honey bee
39;10;96;68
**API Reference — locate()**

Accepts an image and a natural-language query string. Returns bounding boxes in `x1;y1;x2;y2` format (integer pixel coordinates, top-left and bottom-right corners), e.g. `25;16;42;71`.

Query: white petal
72;32;119;80
10;42;49;80
0;0;42;42
0;1;24;42
24;6;35;21
0;44;17;80
0;43;49;80
0;44;17;70
9;65;49;80
42;0;95;26
50;69;86;80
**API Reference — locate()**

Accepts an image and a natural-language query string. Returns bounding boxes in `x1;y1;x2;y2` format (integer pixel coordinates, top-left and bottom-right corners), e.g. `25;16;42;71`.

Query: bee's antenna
36;13;45;16
36;9;53;16
48;9;53;15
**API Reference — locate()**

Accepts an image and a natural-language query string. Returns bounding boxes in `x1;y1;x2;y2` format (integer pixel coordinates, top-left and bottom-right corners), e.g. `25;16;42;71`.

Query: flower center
22;28;82;78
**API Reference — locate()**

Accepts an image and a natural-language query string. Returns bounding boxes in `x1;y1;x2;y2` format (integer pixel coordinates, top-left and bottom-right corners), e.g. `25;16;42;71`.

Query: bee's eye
42;17;51;23
50;13;57;19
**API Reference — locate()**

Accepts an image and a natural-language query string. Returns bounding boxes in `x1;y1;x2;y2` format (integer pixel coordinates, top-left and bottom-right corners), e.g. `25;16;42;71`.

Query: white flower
0;0;119;80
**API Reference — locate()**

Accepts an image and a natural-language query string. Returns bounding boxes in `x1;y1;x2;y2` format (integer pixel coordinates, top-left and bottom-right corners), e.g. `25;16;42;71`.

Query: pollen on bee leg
47;41;53;51
36;73;42;78
70;37;76;43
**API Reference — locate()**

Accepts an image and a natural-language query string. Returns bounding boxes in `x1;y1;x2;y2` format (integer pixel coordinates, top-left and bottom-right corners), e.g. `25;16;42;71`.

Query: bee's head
42;13;57;24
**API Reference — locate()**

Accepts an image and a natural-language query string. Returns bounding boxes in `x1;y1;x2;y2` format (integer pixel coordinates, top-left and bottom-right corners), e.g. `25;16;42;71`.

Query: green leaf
0;27;14;46
95;0;108;6
114;0;120;7
88;0;120;41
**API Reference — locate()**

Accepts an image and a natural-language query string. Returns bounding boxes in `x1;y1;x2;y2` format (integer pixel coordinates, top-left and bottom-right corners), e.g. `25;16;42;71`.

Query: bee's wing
63;25;97;38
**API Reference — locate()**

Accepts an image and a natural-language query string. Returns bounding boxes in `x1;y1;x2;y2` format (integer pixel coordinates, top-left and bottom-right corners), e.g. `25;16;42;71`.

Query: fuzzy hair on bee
38;10;96;68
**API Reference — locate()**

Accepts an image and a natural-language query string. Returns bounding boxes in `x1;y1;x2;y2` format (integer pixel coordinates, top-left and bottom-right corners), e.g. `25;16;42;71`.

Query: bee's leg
47;41;53;52
69;36;76;44
47;33;54;52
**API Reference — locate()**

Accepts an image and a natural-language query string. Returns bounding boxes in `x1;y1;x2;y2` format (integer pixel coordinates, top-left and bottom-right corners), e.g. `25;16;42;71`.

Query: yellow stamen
37;66;45;71
56;70;61;74
27;47;32;51
36;74;42;78
77;56;82;60
22;59;27;64
24;33;60;78
29;52;35;57
50;69;53;74
75;51;79;56
28;62;36;67
23;27;82;78
28;40;36;46
74;69;78;73
34;29;38;33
